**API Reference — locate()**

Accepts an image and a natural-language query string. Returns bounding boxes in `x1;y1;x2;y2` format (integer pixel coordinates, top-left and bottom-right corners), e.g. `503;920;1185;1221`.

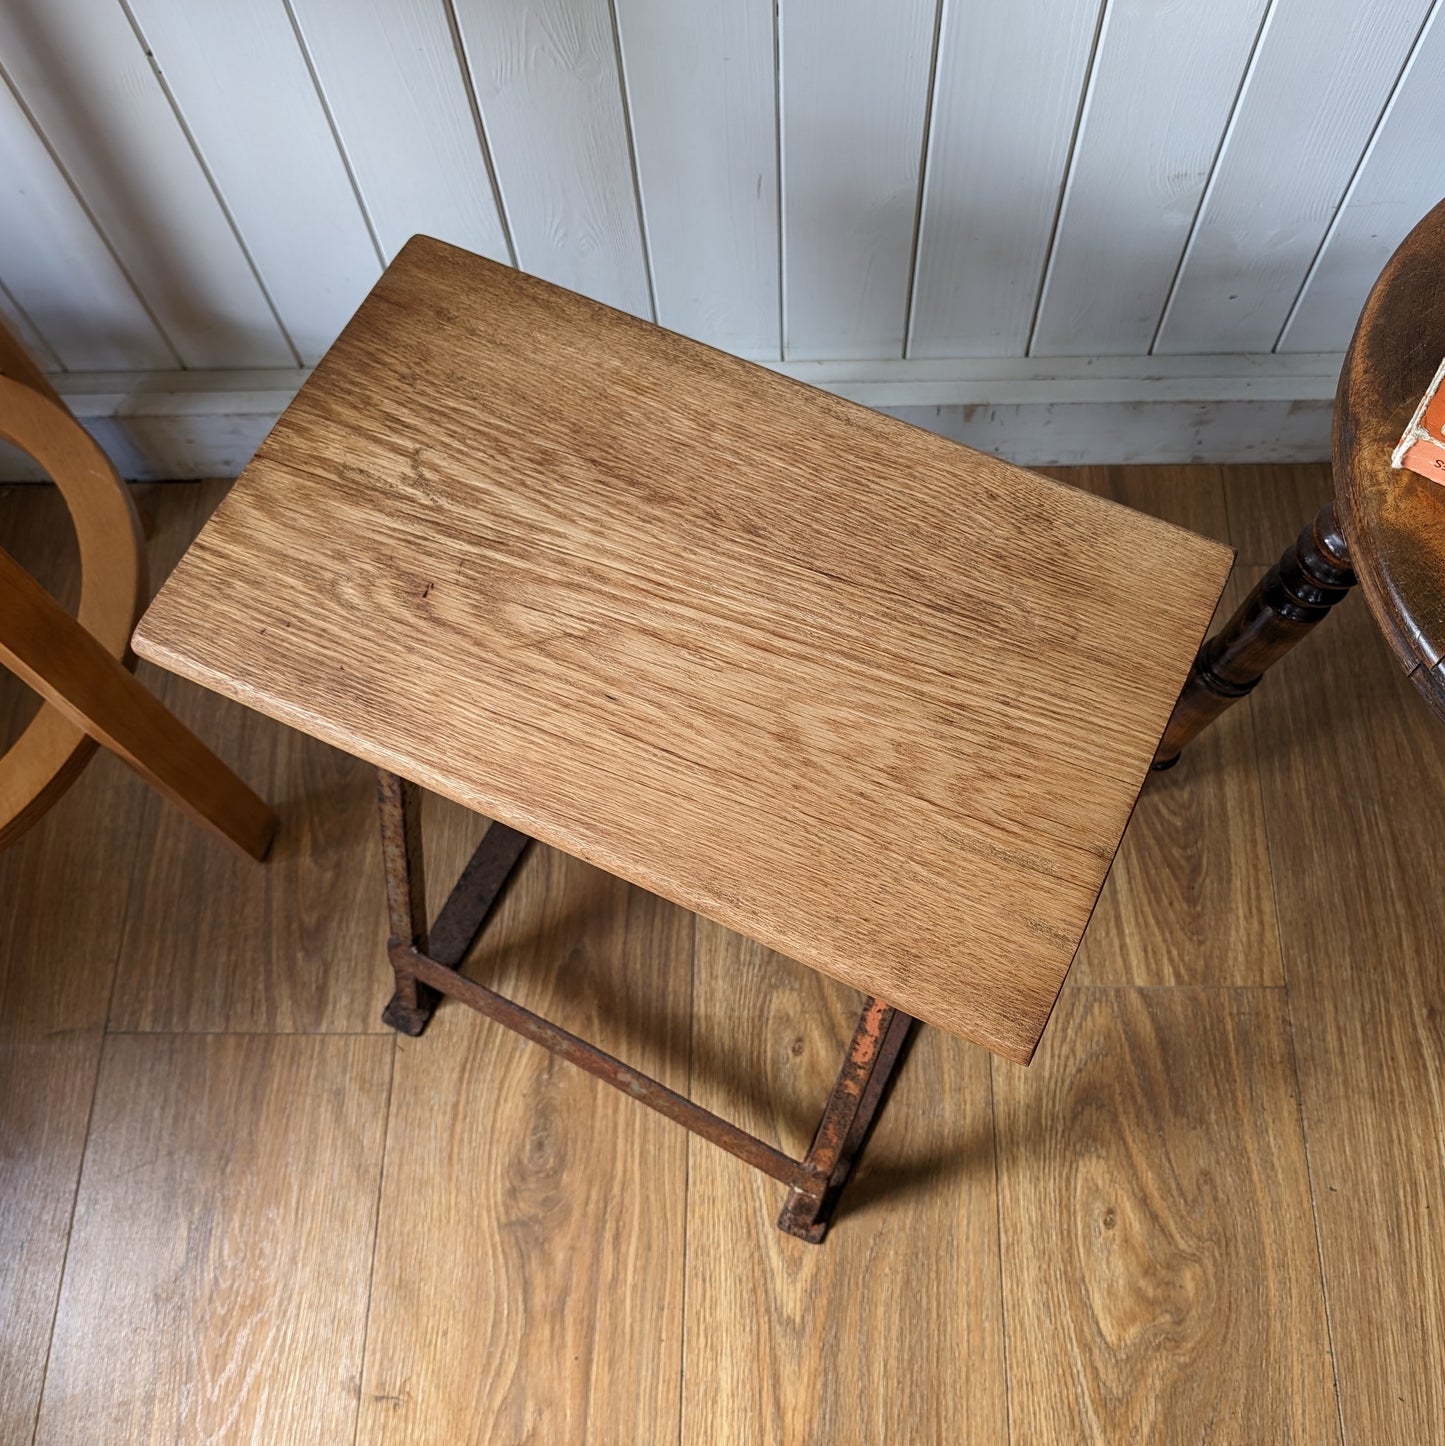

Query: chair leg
777;997;916;1243
1153;502;1356;768
0;548;278;860
376;769;439;1036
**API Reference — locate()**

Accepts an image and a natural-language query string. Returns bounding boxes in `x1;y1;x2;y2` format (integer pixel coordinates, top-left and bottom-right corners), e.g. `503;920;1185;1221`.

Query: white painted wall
0;0;1441;472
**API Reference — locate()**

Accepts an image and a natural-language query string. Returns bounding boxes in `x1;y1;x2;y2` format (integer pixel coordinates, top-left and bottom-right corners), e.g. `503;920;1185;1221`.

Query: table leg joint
375;767;919;1244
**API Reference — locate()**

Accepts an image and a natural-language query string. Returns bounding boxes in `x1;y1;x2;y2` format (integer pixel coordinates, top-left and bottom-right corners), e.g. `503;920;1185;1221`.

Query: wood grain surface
359;838;691;1446
682;920;1006;1444
1237;499;1445;1442
35;1034;391;1446
1074;572;1284;987
109;484;390;1033
1046;469;1281;987
0;775;139;1445
133;238;1232;1062
994;988;1337;1443
0;317;62;407
0;482;78;793
0;493;144;1445
0;548;276;859
1334;194;1445;693
6;470;1444;1442
0;1035;100;1444
0;368;147;847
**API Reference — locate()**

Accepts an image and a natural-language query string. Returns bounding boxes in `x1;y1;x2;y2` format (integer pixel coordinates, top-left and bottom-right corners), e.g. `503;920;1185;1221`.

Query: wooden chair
132;238;1231;1241
1154;195;1445;765
0;321;277;860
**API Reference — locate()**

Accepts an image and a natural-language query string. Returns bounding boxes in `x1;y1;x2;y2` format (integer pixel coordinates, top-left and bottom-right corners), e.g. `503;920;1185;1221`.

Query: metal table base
375;769;916;1243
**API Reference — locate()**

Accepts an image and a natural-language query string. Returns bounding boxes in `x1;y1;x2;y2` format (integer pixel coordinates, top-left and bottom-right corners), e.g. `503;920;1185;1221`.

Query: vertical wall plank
450;0;652;318
0;279;60;373
0;0;292;368
286;0;511;265
907;0;1101;358
780;0;937;360
124;0;382;364
1156;0;1435;355
1278;1;1445;353
0;73;170;370
2;0;1439;376
1031;0;1269;357
615;0;779;358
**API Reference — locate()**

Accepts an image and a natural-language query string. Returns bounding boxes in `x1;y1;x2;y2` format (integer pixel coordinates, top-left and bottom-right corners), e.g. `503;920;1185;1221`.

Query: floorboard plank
5;466;1442;1439
681;923;1005;1444
107;483;393;1033
0;481;78;749
34;1033;391;1445
1220;463;1336;567
0;1035;98;1446
1246;572;1445;1440
0;485;143;1444
358;842;690;1446
1042;471;1282;987
1073;574;1283;987
994;987;1338;1443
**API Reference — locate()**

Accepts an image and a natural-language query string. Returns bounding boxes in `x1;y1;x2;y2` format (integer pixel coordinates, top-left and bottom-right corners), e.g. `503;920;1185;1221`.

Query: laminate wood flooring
3;466;1438;1442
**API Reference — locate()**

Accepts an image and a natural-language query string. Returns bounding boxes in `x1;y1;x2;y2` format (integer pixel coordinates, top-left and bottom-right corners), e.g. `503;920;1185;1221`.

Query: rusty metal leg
375;770;915;1242
427;822;530;966
376;769;438;1036
777;997;916;1243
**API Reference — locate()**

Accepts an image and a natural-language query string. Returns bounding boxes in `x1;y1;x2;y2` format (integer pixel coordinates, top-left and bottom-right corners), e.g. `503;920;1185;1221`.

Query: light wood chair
0;321;277;860
132;239;1232;1240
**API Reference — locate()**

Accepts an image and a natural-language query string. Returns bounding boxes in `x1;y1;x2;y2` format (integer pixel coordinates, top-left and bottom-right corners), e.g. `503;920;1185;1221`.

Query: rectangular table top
133;237;1232;1064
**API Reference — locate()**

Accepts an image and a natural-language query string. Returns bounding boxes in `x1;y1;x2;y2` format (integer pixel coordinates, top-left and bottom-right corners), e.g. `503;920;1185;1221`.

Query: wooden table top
1336;195;1445;719
133;237;1231;1063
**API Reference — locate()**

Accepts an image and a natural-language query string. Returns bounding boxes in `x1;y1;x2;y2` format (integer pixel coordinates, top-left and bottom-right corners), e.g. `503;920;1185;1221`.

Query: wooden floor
1;466;1441;1444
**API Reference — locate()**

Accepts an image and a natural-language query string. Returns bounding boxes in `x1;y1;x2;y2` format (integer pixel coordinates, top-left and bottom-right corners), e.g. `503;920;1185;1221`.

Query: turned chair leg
1153;502;1357;768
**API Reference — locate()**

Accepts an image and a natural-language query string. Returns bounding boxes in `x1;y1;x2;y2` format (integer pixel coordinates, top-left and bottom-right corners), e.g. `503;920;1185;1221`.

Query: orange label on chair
1393;356;1445;483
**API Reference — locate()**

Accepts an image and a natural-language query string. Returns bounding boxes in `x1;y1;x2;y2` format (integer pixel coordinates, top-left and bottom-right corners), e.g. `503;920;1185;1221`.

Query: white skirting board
0;354;1340;481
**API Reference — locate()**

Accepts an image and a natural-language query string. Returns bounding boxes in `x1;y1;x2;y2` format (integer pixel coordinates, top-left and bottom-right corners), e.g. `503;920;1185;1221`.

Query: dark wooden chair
1155;196;1445;765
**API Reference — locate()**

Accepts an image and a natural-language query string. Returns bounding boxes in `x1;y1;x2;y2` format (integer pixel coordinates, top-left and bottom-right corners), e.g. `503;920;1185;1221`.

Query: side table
133;237;1230;1241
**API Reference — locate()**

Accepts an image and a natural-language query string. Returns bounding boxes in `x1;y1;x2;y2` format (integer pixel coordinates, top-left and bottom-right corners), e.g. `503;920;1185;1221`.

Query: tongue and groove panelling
0;0;1442;454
